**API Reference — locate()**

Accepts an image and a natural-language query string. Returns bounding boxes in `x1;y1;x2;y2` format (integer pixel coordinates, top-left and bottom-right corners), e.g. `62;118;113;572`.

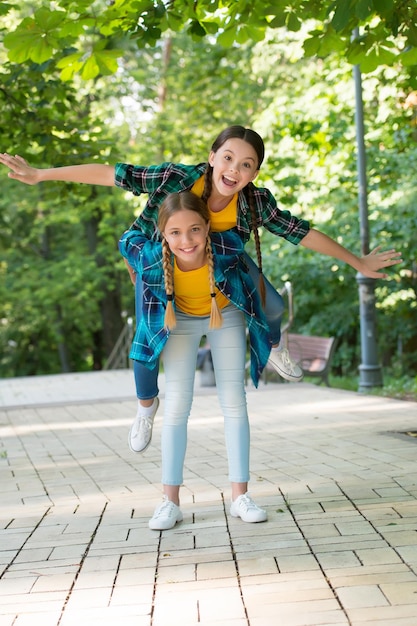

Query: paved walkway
1;370;417;626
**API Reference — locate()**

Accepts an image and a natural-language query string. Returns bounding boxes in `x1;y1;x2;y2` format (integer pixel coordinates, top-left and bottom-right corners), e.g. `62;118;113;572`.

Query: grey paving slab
0;370;417;625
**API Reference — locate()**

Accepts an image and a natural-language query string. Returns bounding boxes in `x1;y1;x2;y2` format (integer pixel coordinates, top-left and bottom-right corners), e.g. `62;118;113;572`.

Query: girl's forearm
300;228;361;271
36;164;115;186
0;153;116;186
299;227;401;279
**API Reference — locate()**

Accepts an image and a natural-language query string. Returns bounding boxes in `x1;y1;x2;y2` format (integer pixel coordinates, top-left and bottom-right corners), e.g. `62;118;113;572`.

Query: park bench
263;332;337;386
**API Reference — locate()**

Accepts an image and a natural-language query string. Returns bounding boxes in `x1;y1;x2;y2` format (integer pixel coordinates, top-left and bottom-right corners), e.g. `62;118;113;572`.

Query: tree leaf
286;11;301;33
0;2;12;17
80;55;100;80
94;49;121;75
217;27;238;48
355;0;374;21
400;47;417;67
331;0;354;32
4;9;64;64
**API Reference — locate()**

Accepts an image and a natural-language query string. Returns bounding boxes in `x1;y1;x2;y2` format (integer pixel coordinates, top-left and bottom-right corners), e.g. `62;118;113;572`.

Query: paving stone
379;580;417;605
336;583;389;608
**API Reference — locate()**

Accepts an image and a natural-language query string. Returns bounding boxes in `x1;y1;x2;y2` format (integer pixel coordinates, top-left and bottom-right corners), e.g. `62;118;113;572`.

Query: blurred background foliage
0;4;416;391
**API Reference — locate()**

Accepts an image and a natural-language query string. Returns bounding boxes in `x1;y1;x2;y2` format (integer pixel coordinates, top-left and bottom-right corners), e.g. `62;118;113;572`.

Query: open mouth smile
222;175;237;187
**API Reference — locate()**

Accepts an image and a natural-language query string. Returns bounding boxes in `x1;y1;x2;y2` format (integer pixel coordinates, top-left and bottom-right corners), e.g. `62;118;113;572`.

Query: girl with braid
0;125;401;460
119;191;272;529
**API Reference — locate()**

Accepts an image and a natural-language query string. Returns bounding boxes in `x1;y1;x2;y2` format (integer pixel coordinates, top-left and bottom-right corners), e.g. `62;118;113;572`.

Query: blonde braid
206;236;223;329
162;237;177;330
247;183;266;307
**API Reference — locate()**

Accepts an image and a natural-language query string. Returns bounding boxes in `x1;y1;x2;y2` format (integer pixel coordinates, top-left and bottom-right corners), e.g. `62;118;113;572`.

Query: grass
323;372;417;402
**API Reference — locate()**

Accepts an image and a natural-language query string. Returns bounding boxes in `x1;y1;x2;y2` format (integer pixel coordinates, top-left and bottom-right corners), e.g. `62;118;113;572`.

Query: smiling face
162;209;210;271
208;137;260;199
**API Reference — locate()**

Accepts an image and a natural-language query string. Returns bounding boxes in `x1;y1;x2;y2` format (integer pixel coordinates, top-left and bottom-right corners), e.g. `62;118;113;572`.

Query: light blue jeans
161;305;249;485
133;252;284;399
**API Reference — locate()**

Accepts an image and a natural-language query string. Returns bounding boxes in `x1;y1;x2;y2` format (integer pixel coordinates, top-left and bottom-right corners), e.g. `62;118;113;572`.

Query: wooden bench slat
287;333;337;386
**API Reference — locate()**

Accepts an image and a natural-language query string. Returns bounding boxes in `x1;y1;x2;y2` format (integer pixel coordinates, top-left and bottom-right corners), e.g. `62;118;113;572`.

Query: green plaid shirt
115;161;310;244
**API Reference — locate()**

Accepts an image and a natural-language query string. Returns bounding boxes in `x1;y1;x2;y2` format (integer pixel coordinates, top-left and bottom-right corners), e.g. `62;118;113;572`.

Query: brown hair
201;125;266;306
158;191;223;330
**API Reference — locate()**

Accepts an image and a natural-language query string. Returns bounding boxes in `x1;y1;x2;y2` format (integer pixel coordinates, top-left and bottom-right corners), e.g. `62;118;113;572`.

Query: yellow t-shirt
191;176;237;232
174;259;229;315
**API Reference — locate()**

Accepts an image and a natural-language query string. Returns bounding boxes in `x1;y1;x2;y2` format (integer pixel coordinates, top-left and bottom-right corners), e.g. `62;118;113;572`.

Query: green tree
0;9;415;379
0;59;134;375
2;0;417;80
245;31;417;374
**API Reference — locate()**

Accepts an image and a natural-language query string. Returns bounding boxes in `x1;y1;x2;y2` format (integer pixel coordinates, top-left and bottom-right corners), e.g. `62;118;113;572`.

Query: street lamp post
352;36;383;391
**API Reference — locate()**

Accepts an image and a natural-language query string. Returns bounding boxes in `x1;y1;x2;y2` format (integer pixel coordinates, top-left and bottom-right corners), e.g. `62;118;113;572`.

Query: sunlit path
1;371;417;625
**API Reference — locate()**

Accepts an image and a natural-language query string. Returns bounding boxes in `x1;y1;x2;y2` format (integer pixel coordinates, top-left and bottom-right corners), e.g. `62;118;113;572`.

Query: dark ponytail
205;125;266;306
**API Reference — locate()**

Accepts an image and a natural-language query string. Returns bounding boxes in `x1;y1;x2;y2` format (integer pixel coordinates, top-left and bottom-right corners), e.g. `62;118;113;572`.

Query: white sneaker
149;496;183;530
230;493;267;523
268;348;303;382
128;398;159;453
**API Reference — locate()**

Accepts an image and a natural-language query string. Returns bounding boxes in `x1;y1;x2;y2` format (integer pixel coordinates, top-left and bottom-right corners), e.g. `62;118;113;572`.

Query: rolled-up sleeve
115;162;168;195
254;187;310;244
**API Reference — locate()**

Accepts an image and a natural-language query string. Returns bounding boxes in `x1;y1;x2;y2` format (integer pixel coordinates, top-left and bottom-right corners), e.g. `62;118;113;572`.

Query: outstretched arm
0;153;115;186
301;228;402;279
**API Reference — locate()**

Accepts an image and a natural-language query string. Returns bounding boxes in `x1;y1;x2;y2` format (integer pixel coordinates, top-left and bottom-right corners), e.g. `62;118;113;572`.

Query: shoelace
278;348;298;375
237;494;259;512
153;499;177;519
133;414;152;439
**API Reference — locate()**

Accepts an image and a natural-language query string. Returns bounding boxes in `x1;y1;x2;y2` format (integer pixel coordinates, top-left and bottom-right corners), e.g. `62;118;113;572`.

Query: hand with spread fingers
357;246;403;279
0;153;40;185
